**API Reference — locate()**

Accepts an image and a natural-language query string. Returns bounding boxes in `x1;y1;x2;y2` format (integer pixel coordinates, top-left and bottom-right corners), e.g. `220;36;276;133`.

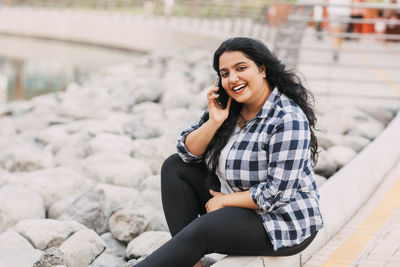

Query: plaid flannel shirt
177;88;323;251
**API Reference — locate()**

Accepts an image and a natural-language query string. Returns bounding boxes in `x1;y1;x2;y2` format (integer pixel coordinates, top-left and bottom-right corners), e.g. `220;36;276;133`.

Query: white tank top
215;124;241;194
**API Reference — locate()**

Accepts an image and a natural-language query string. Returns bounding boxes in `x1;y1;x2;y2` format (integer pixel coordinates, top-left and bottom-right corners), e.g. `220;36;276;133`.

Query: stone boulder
133;79;163;104
54;132;91;166
95;183;138;212
130;137;176;174
314;149;338;178
59;229;106;267
316;132;370;152
0;139;53;172
0;185;45;231
86;133;133;156
33;247;66;267
139;175;161;191
14;219;86;250
126;231;171;259
82;153;152;187
5;168;94;210
48;194;80;219
100;232;126;258
349;120;384;140
0;230;41;267
89;250;127;267
328;146;357;168
109;205;158;242
37;125;71;154
59;188;111;234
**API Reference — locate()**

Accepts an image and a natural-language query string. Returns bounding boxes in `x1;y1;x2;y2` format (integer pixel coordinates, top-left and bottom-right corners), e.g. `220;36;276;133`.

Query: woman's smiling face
219;51;269;106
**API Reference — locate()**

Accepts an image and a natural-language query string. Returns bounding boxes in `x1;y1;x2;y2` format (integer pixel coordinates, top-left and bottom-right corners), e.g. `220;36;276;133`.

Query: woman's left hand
205;189;227;213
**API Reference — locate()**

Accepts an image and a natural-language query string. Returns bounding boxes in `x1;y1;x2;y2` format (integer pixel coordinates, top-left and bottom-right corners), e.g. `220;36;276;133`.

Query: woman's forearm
222;190;260;210
184;120;222;156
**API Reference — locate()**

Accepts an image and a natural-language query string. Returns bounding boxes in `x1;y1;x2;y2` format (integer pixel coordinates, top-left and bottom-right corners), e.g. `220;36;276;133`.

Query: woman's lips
233;85;247;95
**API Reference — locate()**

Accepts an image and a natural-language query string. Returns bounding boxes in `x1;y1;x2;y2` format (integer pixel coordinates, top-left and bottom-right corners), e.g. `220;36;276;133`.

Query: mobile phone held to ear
215;77;229;109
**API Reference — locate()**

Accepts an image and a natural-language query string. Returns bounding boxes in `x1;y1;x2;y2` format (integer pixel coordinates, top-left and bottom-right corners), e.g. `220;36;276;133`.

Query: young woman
135;37;323;267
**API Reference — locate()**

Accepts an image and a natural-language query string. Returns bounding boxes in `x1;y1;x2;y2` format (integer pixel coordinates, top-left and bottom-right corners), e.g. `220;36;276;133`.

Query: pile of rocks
0;47;398;267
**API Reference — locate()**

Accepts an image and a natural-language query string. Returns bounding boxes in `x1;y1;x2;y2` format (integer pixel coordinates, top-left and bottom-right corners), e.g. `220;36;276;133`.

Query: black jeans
136;154;317;267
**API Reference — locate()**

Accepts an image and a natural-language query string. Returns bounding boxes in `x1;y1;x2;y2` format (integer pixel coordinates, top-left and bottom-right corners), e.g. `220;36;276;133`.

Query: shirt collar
255;87;280;119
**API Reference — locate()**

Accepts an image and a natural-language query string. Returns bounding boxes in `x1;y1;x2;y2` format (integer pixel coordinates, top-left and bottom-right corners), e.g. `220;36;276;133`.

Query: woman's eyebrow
220;61;248;72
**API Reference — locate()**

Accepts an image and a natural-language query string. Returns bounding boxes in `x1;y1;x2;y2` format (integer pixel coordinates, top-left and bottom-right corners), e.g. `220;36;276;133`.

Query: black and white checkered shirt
177;88;323;251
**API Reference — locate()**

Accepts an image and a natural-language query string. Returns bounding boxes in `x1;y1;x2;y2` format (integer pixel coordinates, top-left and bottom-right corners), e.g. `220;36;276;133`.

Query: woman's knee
177;214;213;243
161;153;182;174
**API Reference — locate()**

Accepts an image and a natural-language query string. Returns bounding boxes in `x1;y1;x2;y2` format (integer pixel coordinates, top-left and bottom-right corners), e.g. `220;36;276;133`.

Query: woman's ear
259;65;266;78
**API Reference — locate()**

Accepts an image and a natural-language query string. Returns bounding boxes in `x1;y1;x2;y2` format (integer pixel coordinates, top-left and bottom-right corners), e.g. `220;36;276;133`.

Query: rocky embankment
0;48;398;267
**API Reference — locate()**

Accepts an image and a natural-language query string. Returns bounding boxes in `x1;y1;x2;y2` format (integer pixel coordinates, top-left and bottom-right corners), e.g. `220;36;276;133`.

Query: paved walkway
304;159;400;267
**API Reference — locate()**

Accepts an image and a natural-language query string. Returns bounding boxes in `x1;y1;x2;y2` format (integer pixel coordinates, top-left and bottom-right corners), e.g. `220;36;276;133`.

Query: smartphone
215;77;229;109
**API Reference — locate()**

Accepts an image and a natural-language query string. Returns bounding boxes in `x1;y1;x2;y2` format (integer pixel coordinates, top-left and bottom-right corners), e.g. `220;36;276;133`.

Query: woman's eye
237;66;246;71
220;73;228;78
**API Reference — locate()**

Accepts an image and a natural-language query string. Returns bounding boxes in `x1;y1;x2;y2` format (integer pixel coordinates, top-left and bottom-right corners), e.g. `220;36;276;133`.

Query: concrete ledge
213;111;400;266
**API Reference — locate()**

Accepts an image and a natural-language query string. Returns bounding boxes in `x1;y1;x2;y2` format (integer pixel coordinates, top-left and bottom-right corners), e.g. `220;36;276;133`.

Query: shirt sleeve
249;112;310;213
176;110;209;163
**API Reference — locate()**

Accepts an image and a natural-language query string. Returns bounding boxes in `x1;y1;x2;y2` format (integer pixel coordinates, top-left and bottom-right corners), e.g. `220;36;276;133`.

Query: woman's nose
230;73;239;84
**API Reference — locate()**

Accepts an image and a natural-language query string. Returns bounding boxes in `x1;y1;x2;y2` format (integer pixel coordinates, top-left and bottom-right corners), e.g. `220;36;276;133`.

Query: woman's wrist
206;119;223;131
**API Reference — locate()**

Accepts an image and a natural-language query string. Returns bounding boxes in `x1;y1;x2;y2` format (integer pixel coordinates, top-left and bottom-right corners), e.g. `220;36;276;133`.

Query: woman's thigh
179;206;276;256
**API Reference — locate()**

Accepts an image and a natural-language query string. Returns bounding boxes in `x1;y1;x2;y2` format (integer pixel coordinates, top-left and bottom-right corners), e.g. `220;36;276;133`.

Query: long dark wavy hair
203;37;318;189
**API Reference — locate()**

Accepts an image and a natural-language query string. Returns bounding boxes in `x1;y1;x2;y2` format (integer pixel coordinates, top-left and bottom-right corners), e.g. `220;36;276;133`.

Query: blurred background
0;0;399;106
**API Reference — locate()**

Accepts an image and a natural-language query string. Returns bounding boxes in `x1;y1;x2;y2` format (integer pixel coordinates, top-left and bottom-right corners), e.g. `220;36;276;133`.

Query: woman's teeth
233;84;247;94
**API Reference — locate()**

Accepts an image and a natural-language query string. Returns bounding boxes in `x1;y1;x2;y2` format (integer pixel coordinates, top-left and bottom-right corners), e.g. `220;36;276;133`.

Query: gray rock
100;232;126;258
0;139;53;172
124;117;163;139
54;132;91;166
316;132;370;152
86;133;133;156
133;80;163;104
48;194;80;219
126;231;171;259
124;258;145;267
7;99;33;115
359;106;394;125
33;247;65;267
314;149;338;178
82;153;152;187
109;205;157;242
0;230;41;267
14;219;86;250
130;137;176;174
328;146;357;168
37;125;71;154
89;250;127;267
139;175;161;191
5;168;93;210
59;188;111;234
65;118;125;136
0;185;45;231
350;120;384;140
316;112;353;135
59;229;106;267
57;97;108;120
161;84;198;109
95;183;138;212
136;189;163;210
0;117;16;137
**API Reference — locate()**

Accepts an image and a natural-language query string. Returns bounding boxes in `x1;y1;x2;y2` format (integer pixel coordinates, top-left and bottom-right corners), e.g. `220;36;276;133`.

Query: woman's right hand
207;79;232;127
